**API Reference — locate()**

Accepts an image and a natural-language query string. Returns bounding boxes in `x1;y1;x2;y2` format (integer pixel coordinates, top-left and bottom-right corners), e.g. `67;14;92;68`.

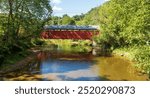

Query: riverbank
1;43;149;79
113;45;150;75
1;46;149;81
0;48;41;74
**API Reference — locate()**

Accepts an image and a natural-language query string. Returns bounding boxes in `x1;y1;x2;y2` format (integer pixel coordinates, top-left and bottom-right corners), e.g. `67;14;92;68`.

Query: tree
0;0;52;44
61;14;75;25
46;16;62;25
73;14;85;21
76;7;100;25
97;0;150;48
0;0;52;65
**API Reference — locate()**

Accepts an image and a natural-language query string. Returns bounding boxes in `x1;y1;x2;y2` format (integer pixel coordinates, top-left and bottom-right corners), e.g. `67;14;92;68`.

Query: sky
51;0;109;16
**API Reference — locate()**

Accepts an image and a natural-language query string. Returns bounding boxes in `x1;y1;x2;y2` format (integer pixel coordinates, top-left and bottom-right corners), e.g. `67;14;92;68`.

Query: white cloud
51;0;62;4
53;6;63;11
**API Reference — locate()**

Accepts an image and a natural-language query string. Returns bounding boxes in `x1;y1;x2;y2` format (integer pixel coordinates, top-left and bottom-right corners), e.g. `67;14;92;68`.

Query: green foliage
0;0;52;66
61;14;75;25
133;46;150;73
31;38;46;46
46;14;77;25
46;13;86;26
73;14;85;21
40;39;92;53
0;0;52;41
92;0;150;73
77;7;100;25
97;0;150;48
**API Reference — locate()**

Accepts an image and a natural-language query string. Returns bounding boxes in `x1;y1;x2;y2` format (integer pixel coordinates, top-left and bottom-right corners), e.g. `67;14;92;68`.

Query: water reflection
42;69;100;81
0;50;149;81
41;59;93;73
38;51;102;81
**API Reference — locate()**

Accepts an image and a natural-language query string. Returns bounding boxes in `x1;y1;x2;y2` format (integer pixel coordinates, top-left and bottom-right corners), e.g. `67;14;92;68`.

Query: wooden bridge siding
41;30;99;40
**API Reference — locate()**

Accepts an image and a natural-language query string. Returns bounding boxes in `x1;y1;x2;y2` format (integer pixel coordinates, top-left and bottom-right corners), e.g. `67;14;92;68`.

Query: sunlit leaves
61;14;75;25
98;0;150;47
0;0;53;65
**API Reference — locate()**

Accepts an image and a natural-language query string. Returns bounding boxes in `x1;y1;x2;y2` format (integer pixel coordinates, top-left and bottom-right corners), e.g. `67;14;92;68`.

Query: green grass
38;39;92;53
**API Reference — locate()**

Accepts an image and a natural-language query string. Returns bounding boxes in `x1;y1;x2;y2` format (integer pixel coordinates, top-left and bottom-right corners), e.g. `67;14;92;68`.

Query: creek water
0;48;149;81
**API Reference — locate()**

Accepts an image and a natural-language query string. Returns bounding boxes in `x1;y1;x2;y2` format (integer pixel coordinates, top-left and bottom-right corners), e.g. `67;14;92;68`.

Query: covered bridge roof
44;25;98;30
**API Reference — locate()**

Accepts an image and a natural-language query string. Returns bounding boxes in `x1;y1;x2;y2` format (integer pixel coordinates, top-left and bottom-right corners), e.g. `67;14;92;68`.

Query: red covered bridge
41;25;99;40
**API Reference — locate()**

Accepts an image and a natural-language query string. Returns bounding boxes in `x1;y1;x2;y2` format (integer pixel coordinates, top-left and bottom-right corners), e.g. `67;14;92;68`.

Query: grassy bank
32;39;92;53
0;50;32;73
113;45;150;74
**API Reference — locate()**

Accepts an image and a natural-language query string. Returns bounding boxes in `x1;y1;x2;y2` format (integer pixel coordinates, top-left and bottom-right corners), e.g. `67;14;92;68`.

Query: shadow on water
0;48;149;81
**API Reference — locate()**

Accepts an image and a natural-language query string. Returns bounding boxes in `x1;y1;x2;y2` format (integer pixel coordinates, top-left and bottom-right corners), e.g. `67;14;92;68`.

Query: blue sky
51;0;109;16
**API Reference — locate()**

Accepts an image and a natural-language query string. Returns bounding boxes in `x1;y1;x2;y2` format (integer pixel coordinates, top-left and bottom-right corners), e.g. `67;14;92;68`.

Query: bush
133;46;150;73
31;38;45;46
